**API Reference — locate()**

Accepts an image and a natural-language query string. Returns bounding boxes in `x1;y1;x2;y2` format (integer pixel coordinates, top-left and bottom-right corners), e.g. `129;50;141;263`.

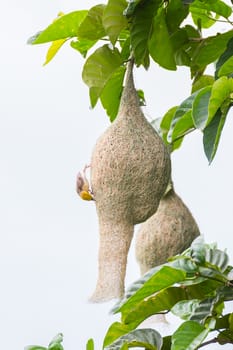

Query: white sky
1;1;233;349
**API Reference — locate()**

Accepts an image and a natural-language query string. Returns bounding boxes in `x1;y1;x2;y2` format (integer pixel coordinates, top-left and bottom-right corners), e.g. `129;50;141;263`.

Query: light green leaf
103;0;128;45
123;287;187;325
103;322;136;348
218;56;233;77
216;37;233;77
207;76;233;126
190;0;232;20
190;7;217;29
48;334;63;350
104;329;163;350
100;66;126;121
70;38;97;58
119;266;186;315
86;339;94;350
82;45;123;107
192;30;233;70
167;92;198;141
77;5;106;40
130;0;160;68
192;75;214;93
171;110;194;141
171;321;209;350
43;39;67;65
28;11;88;44
149;8;176;70
192;86;212;130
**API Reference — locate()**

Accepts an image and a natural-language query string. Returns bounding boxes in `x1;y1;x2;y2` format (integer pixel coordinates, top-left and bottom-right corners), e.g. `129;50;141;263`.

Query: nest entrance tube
89;220;134;302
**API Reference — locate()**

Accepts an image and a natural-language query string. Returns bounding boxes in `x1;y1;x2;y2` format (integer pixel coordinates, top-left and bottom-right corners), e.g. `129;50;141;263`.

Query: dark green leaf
119;266;186;315
28;11;88;44
123;0;144;18
161;336;171;350
217;286;233;302
192;86;212;130
86;339;94;350
103;0;128;45
216;37;233;77
217;329;233;345
130;0;161;68
100;66;126;121
166;0;189;33
192;75;214;93
171;321;209;350
149;8;176;70
77;5;106;40
203;108;228;163
70;38;97;57
82;45;123;107
104;329;163;350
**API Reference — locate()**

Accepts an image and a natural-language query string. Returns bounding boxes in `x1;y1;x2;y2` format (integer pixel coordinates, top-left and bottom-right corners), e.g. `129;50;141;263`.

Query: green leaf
70;38;97;58
166;0;189;33
82;45;123;107
167;91;198;141
192;75;214;93
218;56;233;77
171;321;209;350
86;338;94;350
130;0;161;68
192;30;233;71
28;11;88;44
123;0;144;18
207;76;233;126
203;107;227;163
123;287;187;325
171;110;194;141
43;39;67;65
104;329;163;350
149;8;176;70
103;0;128;45
205;248;229;272
192;86;212;130
119;266;186;315
48;334;63;350
103;322;136;347
171;299;200;320
216;37;233;77
190;0;232;20
100;66;126;121
77;5;106;40
190;7;217;29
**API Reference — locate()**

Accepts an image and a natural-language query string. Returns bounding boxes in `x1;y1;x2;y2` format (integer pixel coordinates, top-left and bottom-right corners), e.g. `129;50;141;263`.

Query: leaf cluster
99;237;233;349
28;0;233;161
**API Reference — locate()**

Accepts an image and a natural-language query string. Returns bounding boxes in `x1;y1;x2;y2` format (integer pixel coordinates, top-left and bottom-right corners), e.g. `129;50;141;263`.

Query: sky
1;1;233;349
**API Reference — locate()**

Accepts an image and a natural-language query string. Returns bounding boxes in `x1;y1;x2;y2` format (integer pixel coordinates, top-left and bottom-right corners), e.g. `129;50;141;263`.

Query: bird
76;165;94;201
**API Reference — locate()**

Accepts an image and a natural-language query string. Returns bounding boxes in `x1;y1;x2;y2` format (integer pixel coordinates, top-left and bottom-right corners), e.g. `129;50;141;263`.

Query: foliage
26;238;233;349
27;1;233;349
28;0;233;162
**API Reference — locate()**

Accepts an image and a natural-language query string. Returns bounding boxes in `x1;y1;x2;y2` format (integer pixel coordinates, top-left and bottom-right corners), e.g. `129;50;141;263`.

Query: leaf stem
197;337;218;349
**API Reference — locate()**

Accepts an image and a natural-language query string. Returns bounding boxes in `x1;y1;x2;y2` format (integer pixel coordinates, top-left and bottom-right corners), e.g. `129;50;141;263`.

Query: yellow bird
76;165;94;201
